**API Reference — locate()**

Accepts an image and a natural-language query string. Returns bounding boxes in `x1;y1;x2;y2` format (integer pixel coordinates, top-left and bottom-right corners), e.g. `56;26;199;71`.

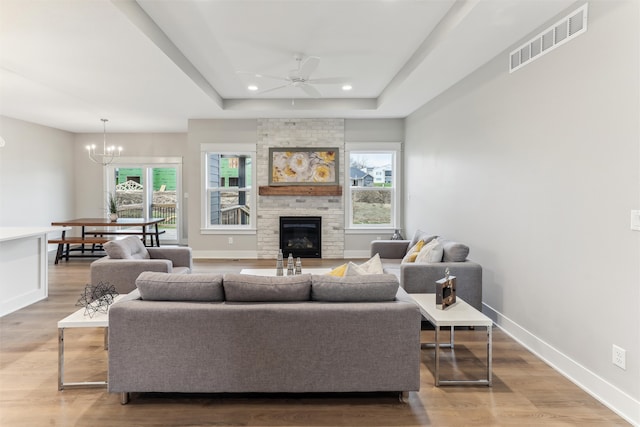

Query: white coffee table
240;268;331;276
57;295;124;390
410;293;493;386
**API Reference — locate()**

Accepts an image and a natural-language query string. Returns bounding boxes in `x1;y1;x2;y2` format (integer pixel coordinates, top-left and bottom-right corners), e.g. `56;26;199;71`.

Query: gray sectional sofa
108;272;422;404
371;230;483;311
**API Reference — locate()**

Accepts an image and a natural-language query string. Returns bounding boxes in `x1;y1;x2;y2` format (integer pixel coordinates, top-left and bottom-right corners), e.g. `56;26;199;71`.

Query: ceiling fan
238;54;348;98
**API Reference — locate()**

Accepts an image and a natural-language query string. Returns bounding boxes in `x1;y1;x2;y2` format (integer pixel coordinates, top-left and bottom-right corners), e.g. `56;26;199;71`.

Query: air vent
510;4;588;73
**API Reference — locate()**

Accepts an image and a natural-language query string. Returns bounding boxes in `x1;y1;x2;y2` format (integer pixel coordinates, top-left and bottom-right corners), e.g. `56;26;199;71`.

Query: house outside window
201;144;256;231
345;142;401;229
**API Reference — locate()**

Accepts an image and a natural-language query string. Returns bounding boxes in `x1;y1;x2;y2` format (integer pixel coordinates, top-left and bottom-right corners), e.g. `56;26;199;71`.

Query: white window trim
201;143;257;233
345;142;402;230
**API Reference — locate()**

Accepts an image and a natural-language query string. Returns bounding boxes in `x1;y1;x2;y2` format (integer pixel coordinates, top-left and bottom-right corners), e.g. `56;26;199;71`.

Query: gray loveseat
108;272;422;404
371;230;482;311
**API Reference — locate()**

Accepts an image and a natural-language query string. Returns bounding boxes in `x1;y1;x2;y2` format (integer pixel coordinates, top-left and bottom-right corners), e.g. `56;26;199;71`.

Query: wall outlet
228;237;233;245
631;210;640;231
612;345;626;370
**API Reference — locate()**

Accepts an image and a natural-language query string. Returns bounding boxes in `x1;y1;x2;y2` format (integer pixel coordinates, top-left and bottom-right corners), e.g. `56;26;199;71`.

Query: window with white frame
201;144;255;231
345;143;401;229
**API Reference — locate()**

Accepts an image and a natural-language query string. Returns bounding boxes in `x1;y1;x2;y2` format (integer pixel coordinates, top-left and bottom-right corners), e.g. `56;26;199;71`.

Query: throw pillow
439;238;470;262
311;274;399;302
103;236;150;260
343;261;367;276
401;239;425;263
223;273;312;302
136;272;224;301
343;253;384;276
407;229;437;253
415;238;443;263
326;263;348;277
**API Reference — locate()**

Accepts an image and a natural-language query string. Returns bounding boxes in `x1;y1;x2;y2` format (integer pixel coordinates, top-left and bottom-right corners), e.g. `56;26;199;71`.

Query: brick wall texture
257;118;345;259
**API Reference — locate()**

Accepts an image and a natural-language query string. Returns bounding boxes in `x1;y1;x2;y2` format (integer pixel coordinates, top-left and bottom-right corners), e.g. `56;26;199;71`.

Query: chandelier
86;118;122;165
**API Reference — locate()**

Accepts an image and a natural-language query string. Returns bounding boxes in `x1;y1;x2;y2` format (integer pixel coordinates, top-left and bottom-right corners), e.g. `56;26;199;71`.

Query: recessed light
248;84;258;91
342;84;352;91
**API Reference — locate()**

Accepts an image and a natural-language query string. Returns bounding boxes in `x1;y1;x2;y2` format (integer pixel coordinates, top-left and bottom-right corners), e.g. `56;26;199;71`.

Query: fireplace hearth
279;216;321;258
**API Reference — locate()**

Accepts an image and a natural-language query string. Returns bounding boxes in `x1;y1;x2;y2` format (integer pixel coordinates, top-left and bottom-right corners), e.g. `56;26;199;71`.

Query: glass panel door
108;162;181;245
114;167;145;219
151;167;178;243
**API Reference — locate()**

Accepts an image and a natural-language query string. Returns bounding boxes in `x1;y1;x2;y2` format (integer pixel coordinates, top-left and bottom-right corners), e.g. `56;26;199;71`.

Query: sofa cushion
407;229;437;253
311;274;399;302
439;238;470;262
223;273;312;302
103;236;150;260
415;238;444;263
136;272;224;301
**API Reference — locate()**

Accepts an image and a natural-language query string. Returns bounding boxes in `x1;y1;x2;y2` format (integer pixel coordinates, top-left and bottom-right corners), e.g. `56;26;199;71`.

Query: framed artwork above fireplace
268;147;339;186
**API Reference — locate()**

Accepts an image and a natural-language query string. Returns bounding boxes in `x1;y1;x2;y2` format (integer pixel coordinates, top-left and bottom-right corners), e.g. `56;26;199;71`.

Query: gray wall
187;118;404;258
186;119;259;258
404;0;639;422
344;119;405;257
73;132;188;240
0;116;75;230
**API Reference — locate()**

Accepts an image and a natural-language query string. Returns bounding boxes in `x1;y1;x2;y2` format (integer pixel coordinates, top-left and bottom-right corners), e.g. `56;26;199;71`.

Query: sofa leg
398;391;410;403
120;392;129;405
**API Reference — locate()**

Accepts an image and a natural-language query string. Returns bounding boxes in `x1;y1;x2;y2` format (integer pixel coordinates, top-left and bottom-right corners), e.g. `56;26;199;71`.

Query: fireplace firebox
279;216;321;258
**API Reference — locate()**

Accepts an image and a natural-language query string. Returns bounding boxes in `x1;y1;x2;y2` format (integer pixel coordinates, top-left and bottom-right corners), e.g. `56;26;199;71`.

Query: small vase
109;213;118;222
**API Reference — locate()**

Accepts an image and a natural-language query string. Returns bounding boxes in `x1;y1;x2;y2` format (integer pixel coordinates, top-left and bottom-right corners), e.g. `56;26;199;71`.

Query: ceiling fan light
342;84;353;91
247;84;259;91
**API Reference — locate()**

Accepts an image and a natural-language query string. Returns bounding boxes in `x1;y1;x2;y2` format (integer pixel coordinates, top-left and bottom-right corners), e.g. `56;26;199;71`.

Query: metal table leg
58;327;108;390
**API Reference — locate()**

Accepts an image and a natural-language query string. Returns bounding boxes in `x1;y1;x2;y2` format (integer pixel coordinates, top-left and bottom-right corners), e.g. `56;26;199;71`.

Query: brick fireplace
256;118;345;259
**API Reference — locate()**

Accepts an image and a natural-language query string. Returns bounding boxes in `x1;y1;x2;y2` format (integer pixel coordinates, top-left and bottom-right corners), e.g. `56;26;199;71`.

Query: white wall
404;1;639;423
0;116;75;232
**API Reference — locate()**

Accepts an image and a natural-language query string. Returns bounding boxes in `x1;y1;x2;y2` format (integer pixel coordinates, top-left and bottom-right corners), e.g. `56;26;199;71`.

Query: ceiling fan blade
236;71;289;82
299;84;322;98
256;84;290;95
305;77;350;84
299;56;320;79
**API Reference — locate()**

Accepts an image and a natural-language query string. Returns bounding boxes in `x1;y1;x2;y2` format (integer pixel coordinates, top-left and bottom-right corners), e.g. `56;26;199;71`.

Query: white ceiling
0;0;576;133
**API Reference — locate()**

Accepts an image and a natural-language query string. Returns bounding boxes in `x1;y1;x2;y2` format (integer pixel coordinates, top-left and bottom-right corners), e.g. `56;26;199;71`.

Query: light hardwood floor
0;257;630;426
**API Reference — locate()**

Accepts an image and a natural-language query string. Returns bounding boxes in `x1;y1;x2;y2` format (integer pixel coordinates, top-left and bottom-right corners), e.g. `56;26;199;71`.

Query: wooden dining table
51;217;166;247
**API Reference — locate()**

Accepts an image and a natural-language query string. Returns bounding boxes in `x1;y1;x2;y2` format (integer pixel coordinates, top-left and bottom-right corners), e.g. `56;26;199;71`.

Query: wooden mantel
258;185;342;196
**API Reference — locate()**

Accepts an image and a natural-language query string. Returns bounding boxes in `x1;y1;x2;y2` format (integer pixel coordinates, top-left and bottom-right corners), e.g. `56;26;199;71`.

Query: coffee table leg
435;326;440;386
450;326;455;348
58;328;64;390
487;325;493;386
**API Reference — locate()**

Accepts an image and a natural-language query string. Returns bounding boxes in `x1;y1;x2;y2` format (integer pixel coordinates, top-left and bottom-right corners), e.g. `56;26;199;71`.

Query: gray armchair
370;237;482;311
90;237;192;294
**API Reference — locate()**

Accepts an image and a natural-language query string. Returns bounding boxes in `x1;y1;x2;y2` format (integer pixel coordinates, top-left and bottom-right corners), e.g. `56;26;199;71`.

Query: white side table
410;294;493;386
57;295;124;390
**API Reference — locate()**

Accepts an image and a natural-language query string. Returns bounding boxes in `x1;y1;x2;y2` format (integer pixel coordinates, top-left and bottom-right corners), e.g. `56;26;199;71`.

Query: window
346;143;401;229
202;144;255;230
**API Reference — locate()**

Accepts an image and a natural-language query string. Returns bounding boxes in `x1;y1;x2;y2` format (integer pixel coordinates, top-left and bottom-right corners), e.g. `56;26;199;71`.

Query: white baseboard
192;250;258;259
343;250;370;259
483;302;640;426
